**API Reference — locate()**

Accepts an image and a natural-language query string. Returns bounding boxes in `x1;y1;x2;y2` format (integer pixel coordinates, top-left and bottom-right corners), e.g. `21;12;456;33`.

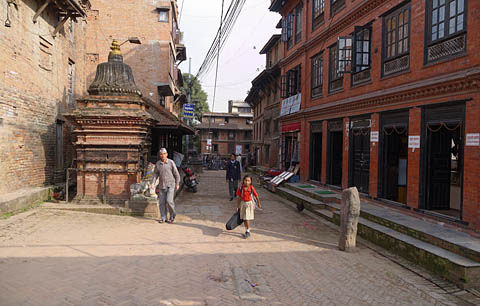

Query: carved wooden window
286;65;301;97
383;3;411;76
329;44;343;93
281;75;287;98
282;13;294;49
158;11;168;22
67;59;75;106
295;4;302;43
312;0;325;30
426;0;467;63
330;0;346;17
311;52;323;98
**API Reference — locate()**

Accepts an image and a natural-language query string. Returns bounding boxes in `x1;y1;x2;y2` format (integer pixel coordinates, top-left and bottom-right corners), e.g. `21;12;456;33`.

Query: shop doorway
381;127;408;203
327;120;343;187
349;119;370;194
425;122;462;218
309;132;322;181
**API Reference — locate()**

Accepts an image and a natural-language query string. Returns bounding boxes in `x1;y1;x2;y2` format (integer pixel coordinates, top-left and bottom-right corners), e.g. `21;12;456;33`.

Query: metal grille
427;34;465;62
384;55;409;76
329;78;343;92
352;69;371;85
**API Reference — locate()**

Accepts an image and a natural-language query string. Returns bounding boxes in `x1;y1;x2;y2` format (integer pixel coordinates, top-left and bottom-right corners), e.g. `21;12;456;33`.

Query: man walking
226;153;241;201
153;148;180;223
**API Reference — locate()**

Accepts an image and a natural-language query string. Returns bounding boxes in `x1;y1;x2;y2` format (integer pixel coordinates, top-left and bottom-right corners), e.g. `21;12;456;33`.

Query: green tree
179;73;210;122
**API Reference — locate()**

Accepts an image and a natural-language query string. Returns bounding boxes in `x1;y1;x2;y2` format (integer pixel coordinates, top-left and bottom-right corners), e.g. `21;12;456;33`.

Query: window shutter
281;18;288;42
288;13;294;39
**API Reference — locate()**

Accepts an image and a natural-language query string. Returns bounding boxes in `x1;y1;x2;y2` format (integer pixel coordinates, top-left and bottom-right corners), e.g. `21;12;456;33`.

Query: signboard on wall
236;145;242;155
280;93;301;117
370;131;379;142
408;136;420;149
466;133;480;146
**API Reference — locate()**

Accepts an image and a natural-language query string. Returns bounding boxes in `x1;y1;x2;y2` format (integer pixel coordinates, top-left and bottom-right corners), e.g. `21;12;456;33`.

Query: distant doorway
327;120;343;187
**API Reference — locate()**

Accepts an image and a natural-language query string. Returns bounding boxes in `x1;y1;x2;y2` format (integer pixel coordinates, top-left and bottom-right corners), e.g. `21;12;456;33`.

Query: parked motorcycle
182;167;198;192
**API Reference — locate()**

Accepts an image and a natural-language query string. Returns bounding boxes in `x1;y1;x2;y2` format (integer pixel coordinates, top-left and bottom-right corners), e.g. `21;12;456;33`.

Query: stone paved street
0;171;466;305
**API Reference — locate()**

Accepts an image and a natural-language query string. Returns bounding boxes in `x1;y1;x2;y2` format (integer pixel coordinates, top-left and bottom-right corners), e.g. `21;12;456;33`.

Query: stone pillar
339;187;361;252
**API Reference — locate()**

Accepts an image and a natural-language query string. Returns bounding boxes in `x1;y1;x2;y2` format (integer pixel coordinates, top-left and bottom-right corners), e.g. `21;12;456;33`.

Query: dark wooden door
309;133;322;181
352;130;370;193
328;131;343;186
426;127;451;210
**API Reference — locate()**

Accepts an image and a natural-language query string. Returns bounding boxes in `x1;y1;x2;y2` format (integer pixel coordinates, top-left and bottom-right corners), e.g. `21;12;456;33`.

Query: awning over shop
281;122;301;133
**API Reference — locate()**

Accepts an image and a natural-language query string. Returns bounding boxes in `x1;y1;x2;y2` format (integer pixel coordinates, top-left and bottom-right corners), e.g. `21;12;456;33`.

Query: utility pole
187;57;192;158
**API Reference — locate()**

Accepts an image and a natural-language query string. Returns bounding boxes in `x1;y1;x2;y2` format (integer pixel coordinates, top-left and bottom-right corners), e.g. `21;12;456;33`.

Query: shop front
281;122;301;170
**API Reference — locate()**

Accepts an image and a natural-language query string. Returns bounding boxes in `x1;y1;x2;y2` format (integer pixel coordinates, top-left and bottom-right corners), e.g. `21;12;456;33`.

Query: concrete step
285;183;342;204
331;211;480;289
285;182;480;264
274;185;480;288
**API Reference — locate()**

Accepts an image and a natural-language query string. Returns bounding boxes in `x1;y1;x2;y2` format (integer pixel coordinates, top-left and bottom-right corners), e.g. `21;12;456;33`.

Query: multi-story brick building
269;0;480;230
246;34;283;169
84;0;186;117
0;0;91;199
197;111;253;161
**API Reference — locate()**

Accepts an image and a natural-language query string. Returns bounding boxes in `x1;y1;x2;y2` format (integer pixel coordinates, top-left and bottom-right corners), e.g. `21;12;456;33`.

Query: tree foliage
179;73;210;122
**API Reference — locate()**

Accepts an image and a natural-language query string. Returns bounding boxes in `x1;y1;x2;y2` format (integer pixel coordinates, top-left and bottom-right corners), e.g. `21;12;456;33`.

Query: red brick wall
0;1;87;194
463;96;480;228
407;107;421;209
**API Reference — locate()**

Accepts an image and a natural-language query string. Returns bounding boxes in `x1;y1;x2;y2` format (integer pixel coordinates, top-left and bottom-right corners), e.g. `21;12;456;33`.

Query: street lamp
119;37;142;46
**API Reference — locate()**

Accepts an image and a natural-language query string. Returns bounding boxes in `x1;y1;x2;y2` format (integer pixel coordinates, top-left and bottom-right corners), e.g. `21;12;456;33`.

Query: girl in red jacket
236;175;261;239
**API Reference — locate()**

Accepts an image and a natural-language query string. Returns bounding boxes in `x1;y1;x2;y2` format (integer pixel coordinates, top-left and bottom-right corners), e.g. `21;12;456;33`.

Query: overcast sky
178;0;280;113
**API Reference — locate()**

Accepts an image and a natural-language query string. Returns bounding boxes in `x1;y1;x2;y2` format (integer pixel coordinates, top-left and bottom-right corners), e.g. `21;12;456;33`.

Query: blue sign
184;110;194;118
184;104;194;111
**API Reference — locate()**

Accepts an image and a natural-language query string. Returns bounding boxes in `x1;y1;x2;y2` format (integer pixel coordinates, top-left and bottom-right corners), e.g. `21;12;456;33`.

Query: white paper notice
466;133;480;146
370;131;379;142
408;136;420;149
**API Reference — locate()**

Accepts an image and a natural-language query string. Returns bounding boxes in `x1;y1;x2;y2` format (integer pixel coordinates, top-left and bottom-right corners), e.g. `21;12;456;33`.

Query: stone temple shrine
65;40;192;204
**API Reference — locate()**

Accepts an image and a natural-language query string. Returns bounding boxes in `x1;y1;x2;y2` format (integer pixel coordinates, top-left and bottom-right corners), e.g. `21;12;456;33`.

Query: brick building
0;0;91;198
84;0;186;117
246;34;283;169
269;0;480;230
197;110;253;161
0;0;189;210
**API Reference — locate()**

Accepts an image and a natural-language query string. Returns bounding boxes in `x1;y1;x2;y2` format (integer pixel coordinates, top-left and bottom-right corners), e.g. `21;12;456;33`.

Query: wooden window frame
312;0;325;31
311;52;323;98
295;4;303;44
382;2;411;77
351;25;372;85
328;44;344;93
330;0;346;17
425;0;467;64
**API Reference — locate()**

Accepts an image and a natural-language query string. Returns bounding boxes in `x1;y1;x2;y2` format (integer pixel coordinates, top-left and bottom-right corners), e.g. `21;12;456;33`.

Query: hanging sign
466;133;480;146
370;131;379;142
408;136;420;149
183;104;194;119
280;93;301;116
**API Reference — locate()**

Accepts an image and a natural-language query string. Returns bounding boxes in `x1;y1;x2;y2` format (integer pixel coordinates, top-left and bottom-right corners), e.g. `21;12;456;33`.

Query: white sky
178;0;280;112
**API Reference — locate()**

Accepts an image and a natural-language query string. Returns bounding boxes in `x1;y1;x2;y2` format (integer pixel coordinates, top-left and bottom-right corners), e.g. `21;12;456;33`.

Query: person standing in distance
226;153;241;201
153;148;180;223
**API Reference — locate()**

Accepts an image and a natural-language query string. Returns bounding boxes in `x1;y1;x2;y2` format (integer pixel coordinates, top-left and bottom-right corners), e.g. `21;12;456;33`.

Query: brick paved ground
0;171;468;305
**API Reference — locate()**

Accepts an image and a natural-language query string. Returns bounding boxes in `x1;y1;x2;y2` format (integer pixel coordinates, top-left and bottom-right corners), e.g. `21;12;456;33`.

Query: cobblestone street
0;171;466;305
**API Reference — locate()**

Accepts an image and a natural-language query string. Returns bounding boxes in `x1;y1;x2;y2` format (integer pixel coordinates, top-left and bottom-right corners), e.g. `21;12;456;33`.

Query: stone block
338;187;361;252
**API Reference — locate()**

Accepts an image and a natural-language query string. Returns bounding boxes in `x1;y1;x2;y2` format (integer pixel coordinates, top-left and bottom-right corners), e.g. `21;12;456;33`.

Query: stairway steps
285;183;480;263
273;185;480;288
